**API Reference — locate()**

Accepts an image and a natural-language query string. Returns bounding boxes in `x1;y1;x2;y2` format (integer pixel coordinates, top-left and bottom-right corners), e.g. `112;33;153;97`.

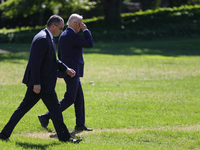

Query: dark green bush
1;5;200;43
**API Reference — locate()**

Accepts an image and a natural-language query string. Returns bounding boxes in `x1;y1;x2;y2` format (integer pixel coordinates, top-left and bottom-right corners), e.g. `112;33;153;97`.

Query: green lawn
0;38;200;149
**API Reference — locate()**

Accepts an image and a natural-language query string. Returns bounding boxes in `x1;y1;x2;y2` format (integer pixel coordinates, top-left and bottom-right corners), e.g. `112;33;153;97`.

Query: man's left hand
66;68;76;77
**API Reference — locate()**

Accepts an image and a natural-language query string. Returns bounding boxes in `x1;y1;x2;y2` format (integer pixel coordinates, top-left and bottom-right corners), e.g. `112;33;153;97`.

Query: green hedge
1;5;200;43
0;26;44;43
86;5;200;41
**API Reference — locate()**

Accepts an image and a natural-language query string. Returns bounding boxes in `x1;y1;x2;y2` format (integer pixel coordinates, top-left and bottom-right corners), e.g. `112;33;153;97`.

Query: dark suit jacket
57;27;93;78
22;29;68;93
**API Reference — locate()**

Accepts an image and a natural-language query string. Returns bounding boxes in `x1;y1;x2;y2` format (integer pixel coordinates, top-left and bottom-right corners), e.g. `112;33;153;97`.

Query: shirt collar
67;26;76;33
46;28;53;40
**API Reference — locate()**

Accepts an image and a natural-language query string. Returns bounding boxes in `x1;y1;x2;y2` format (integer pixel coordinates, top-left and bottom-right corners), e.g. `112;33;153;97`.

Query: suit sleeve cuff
83;29;89;32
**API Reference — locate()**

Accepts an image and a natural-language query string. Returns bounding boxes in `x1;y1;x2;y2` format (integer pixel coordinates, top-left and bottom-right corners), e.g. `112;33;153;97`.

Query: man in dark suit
38;14;93;131
0;15;82;143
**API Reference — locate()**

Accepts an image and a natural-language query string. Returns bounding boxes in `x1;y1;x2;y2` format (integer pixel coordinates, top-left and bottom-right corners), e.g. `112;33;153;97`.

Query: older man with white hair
38;13;93;132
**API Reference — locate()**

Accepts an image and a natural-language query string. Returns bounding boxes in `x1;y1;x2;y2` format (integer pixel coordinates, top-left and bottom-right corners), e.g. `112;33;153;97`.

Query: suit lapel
44;29;57;58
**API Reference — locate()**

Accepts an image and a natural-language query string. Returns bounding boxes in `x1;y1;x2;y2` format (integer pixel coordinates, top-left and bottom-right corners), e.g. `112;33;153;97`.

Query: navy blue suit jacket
58;27;93;78
22;29;68;93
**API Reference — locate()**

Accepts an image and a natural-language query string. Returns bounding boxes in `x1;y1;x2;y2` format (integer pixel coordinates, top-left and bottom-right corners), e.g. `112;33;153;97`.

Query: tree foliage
100;0;124;28
0;0;98;26
0;0;97;19
1;0;200;28
0;0;57;19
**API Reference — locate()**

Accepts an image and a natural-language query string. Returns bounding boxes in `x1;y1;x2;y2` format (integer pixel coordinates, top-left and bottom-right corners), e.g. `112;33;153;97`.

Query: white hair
67;14;83;25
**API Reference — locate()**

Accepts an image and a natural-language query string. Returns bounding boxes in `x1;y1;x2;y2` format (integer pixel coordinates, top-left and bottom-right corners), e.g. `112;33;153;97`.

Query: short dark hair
47;15;64;27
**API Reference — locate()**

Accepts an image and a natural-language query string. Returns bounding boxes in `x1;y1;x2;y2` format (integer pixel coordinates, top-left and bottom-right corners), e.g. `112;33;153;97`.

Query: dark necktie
52;38;56;54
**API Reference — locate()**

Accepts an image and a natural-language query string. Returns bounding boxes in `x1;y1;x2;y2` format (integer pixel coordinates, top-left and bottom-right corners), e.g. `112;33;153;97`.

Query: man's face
53;21;64;37
74;19;83;33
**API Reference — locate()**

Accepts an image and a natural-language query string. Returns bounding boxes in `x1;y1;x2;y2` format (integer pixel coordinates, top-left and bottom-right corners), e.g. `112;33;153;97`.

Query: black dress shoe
0;133;10;141
38;115;49;128
75;125;93;131
69;138;83;143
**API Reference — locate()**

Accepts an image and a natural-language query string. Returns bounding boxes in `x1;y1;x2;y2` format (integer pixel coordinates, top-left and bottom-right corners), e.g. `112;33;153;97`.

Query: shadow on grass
16;142;60;150
84;38;200;56
0;43;30;62
70;130;83;137
48;130;83;139
0;52;29;62
40;127;82;139
0;37;200;62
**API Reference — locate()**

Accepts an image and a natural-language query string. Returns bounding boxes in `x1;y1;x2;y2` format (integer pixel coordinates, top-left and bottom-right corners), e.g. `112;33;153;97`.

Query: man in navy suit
38;14;93;131
0;15;82;143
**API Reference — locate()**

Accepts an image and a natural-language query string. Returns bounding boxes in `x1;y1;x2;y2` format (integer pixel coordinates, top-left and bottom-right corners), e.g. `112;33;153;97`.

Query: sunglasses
54;24;64;30
58;27;64;30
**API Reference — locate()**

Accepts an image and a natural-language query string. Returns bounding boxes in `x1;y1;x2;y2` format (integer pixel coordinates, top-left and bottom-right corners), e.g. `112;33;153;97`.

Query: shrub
1;5;200;43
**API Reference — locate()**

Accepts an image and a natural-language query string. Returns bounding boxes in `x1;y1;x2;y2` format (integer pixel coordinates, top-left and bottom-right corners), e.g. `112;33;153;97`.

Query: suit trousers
46;76;85;126
0;86;71;142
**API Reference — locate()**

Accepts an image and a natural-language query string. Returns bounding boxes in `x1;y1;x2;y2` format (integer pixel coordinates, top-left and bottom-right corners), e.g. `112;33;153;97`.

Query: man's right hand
33;84;41;94
80;23;87;31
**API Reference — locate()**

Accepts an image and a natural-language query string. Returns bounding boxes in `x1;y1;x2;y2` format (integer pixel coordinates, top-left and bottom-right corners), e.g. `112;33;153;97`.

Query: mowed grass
0;38;200;149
